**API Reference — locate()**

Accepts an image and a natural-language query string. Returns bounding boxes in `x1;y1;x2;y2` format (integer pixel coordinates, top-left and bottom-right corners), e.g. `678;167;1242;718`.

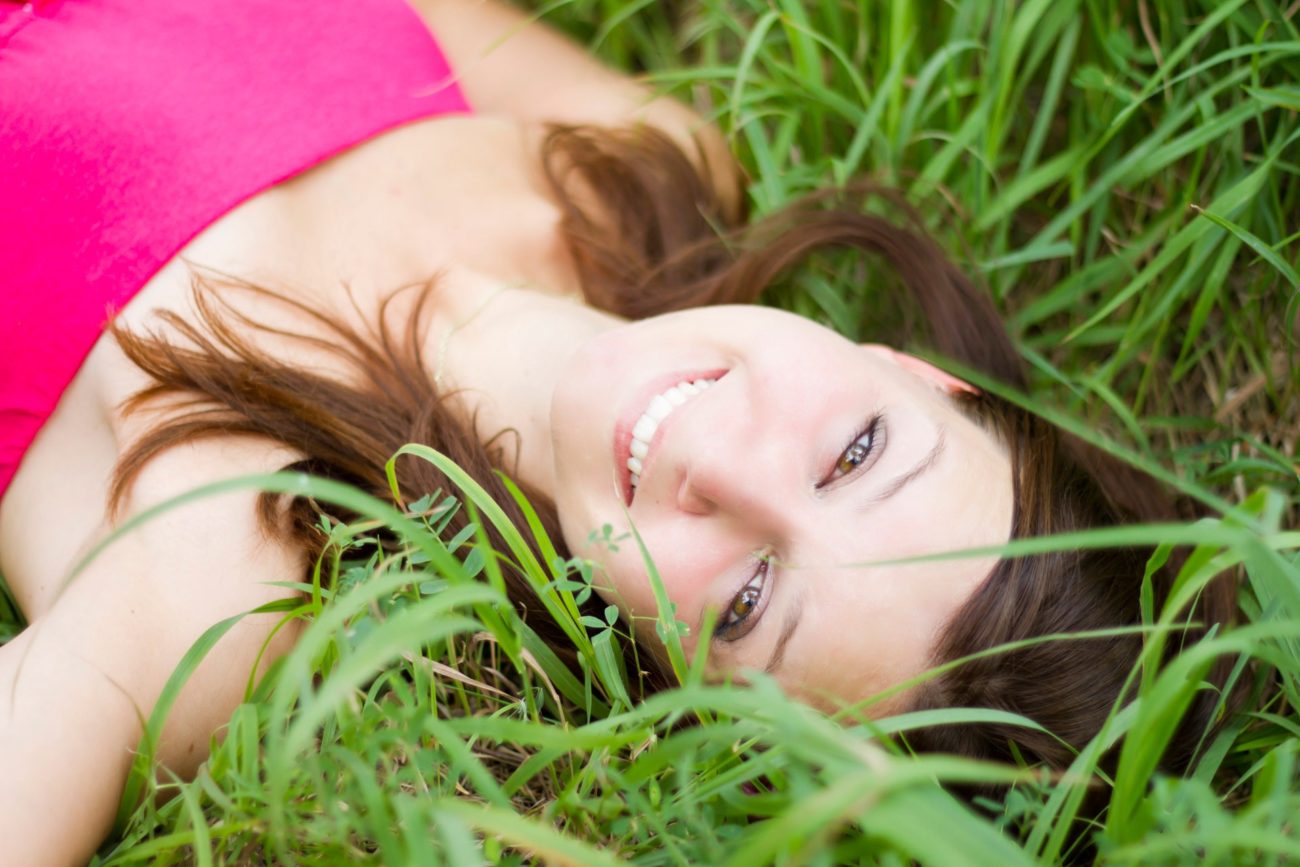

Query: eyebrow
868;428;947;506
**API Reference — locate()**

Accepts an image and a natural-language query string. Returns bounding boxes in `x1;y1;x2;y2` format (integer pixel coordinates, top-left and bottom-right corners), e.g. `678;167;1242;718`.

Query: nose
673;422;792;534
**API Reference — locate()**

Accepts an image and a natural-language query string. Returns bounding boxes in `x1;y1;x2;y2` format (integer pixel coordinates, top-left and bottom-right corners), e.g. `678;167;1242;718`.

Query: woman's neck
425;271;622;498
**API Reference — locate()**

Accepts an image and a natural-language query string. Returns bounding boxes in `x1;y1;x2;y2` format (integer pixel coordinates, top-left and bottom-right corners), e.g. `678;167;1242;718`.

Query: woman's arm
0;441;303;865
0;620;144;866
414;0;741;211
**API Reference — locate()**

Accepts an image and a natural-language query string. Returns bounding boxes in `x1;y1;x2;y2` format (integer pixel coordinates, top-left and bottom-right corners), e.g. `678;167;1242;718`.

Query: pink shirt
0;0;471;499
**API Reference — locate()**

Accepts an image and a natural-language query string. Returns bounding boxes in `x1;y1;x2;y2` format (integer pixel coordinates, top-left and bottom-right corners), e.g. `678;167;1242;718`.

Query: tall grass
2;0;1295;863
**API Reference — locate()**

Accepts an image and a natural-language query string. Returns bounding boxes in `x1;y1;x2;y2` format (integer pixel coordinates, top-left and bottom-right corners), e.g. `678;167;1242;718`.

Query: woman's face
549;306;1013;712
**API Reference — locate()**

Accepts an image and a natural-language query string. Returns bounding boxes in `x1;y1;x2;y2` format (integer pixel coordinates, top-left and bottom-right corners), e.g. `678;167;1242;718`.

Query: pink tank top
0;0;471;499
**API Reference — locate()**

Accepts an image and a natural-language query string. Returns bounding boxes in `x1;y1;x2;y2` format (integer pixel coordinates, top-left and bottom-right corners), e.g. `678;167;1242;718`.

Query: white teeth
627;376;722;493
632;416;657;442
646;394;674;421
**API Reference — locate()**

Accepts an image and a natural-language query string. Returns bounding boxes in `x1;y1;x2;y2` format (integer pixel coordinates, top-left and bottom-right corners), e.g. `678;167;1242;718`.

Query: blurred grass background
2;0;1295;863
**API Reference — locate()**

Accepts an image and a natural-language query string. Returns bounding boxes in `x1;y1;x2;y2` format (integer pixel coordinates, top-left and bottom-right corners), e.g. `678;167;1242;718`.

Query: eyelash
819;414;886;489
714;414;887;644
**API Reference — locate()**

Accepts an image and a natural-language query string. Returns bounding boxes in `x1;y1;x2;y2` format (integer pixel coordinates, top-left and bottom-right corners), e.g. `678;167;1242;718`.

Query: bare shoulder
96;363;310;633
0;323;307;619
12;382;308;751
13;406;307;699
0;410;308;865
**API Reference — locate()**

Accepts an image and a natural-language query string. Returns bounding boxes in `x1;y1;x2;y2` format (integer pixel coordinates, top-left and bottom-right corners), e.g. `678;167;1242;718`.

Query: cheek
585;525;734;630
784;574;938;709
553;472;626;571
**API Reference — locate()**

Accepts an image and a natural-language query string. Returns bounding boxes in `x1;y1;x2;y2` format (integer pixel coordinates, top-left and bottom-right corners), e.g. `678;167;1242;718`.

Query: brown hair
909;392;1239;808
110;125;1236;787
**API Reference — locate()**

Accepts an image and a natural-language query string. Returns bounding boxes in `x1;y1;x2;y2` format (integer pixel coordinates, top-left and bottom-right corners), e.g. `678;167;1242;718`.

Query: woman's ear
861;344;979;395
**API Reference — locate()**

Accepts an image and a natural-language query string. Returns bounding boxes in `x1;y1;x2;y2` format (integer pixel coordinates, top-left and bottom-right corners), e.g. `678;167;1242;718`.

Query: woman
0;0;1233;862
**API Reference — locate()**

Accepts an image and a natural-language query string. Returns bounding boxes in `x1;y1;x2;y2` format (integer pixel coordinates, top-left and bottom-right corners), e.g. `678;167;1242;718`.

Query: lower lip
613;368;729;506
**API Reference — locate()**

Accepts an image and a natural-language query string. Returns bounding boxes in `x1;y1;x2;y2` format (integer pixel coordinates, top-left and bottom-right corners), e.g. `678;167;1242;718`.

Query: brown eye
836;439;872;474
824;415;884;486
717;560;770;641
730;585;760;619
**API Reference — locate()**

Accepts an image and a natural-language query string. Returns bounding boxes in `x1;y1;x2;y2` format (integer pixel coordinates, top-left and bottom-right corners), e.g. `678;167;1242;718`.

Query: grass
3;0;1298;863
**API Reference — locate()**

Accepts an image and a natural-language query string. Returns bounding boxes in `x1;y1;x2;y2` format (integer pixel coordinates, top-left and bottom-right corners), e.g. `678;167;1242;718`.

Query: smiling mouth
623;375;721;503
